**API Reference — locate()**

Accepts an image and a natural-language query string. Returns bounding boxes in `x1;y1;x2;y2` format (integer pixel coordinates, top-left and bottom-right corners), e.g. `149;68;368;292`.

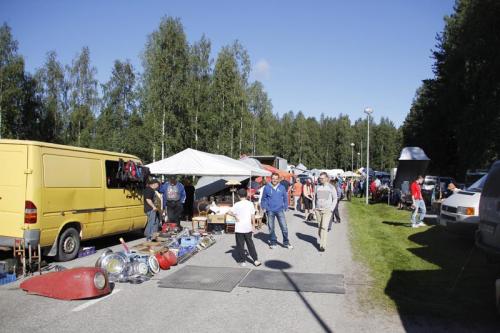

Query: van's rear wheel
56;227;80;262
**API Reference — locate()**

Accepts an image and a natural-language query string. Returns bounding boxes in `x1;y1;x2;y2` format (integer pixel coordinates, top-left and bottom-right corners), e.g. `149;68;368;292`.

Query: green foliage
403;0;500;179
348;198;498;321
0;18;401;170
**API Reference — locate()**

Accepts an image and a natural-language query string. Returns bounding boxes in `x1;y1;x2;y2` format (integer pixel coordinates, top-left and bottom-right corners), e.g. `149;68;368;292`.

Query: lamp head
364;107;373;115
350;143;355;147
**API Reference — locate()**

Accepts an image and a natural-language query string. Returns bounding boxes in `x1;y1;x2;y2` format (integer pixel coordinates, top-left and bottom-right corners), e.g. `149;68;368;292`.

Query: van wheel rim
63;237;76;253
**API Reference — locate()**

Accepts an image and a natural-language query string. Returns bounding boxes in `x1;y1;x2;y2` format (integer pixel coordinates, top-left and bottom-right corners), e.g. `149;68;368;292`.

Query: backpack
136;165;143;180
125;160;138;182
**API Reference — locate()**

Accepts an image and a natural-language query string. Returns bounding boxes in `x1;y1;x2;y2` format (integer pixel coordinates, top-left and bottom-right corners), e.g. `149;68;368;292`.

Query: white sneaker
417;222;426;227
286;244;294;249
411;224;419;228
269;244;277;249
254;260;262;267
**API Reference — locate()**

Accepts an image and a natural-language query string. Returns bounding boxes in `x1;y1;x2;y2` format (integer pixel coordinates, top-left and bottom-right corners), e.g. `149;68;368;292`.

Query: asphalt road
0;203;404;333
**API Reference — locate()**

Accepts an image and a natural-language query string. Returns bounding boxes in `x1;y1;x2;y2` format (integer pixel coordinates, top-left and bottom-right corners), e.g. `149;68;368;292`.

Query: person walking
292;178;303;212
331;178;341;225
227;188;261;267
411;175;426;228
160;176;186;229
315;172;337;252
302;179;314;221
143;179;161;241
261;173;293;249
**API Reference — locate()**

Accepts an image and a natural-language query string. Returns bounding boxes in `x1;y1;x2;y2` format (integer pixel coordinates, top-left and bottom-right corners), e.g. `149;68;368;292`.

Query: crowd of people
142;171;358;266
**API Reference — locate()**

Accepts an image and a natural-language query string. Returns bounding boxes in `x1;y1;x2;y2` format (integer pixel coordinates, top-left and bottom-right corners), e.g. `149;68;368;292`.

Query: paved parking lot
0;204;405;333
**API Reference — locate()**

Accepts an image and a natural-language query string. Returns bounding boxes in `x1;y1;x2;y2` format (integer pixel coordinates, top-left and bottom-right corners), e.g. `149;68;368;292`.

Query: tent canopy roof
399;147;430;161
146;148;271;177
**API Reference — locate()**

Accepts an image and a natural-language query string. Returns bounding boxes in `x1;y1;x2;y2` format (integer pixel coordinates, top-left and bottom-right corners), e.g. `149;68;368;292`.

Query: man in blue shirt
261;173;293;249
159;175;186;228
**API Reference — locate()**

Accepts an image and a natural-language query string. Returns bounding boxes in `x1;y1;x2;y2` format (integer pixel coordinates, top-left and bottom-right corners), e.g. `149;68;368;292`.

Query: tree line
402;0;500;180
0;17;401;170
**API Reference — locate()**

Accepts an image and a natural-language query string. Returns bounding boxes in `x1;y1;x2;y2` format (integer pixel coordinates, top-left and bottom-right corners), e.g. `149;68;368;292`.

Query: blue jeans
411;199;426;225
266;210;289;246
144;210;159;240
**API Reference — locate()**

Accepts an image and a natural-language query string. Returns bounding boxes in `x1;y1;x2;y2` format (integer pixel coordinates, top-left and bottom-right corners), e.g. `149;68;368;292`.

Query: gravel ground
0;202;408;333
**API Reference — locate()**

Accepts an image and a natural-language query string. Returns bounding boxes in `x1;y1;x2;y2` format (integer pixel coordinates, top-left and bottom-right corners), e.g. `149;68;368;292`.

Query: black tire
56;227;80;262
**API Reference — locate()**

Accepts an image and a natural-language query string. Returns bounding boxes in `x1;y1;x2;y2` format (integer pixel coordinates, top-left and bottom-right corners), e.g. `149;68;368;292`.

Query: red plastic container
156;253;171;270
164;251;177;266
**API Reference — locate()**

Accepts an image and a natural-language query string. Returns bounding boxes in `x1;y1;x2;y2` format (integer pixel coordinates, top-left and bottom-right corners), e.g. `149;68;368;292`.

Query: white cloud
253;59;271;80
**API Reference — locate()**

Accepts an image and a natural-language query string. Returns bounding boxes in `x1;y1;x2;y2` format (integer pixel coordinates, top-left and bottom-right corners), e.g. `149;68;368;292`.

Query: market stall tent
146;148;270;177
393;147;430;190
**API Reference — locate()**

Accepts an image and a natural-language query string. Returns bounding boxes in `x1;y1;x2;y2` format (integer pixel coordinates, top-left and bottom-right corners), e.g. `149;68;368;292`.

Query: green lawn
347;197;500;320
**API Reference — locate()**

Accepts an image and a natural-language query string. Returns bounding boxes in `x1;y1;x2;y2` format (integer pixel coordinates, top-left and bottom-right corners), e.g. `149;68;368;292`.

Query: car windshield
424;180;436;186
466;174;488;192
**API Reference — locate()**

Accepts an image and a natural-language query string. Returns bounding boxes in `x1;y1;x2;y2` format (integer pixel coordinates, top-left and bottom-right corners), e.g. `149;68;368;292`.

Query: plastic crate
78;246;96;258
180;237;198;247
0;273;16;285
177;246;196;257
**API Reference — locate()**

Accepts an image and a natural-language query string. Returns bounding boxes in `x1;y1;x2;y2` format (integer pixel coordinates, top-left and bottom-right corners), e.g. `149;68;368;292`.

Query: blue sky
1;0;455;126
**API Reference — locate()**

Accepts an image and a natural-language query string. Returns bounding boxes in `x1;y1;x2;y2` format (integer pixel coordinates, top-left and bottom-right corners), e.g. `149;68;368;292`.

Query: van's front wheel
56;227;80;262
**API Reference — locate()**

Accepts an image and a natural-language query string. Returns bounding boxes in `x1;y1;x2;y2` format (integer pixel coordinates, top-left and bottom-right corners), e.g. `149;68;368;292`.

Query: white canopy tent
146;148;271;177
293;163;308;175
342;171;360;178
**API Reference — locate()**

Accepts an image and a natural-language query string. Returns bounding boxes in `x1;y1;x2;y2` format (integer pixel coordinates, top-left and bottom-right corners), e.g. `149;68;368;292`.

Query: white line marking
71;289;122;312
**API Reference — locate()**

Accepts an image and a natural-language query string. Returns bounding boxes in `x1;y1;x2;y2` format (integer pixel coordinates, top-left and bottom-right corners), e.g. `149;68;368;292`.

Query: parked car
422;175;456;207
476;161;500;256
439;174;488;237
475;161;500;313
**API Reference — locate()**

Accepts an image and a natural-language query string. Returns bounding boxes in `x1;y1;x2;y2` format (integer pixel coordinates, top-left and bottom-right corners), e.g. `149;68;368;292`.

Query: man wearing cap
160;176;186;229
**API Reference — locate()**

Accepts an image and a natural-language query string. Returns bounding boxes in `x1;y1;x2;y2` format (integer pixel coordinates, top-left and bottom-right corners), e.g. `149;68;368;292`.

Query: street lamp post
350;143;355;171
364;107;373;205
357;152;360;169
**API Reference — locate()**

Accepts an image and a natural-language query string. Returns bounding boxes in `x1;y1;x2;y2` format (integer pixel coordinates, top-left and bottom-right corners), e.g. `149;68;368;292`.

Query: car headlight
457;206;475;216
94;272;107;289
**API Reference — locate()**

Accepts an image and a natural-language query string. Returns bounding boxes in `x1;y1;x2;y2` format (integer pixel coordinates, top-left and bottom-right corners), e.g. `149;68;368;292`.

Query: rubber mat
158;265;250;292
239;270;345;294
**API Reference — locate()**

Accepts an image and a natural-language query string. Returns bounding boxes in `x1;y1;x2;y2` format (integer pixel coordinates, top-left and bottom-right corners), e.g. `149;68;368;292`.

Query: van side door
103;160;136;234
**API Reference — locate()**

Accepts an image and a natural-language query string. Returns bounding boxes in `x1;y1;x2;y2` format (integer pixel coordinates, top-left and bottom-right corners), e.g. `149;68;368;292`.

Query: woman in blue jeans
261;173;293;249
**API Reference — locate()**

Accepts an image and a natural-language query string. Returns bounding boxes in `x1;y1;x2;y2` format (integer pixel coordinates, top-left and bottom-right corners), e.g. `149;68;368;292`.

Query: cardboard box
208;214;225;224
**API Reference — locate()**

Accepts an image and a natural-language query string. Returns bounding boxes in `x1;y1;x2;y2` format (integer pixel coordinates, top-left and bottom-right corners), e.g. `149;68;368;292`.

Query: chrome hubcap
63;237;75;253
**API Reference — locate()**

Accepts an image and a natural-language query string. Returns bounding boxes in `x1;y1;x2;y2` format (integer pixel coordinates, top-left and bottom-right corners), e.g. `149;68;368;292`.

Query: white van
439;174;488;237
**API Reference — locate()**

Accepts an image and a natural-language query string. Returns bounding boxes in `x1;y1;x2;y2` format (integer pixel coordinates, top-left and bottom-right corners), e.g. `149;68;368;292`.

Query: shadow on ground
385;225;500;332
253;232;284;248
305;221;318;228
382;221;411;228
296;232;319;250
0;230;145;262
264;259;333;332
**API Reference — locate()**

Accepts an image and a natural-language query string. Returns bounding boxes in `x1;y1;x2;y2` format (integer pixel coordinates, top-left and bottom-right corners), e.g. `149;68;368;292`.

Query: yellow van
0;140;146;261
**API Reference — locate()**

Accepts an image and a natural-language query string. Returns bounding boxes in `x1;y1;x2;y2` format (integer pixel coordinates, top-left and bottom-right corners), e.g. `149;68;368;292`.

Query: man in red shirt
411;175;426;228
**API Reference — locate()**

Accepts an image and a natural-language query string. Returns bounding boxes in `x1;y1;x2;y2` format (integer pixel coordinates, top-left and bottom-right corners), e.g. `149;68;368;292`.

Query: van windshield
467;174;488;193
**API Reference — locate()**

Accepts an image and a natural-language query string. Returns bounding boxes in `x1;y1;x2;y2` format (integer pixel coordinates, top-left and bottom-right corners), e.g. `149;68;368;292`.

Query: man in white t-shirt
227;188;261;267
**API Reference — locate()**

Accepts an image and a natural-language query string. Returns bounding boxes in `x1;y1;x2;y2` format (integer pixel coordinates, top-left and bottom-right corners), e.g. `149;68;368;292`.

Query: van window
105;160;124;189
43;155;102;188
